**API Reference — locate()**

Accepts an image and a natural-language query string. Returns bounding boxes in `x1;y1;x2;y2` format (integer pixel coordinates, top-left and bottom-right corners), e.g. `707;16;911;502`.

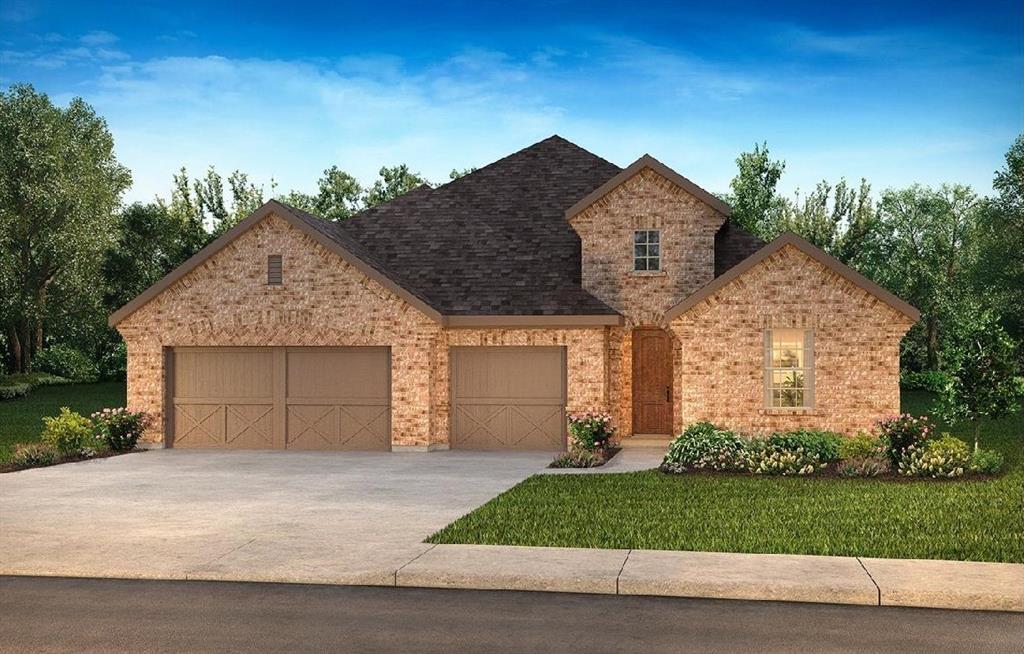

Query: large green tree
771;178;880;266
726;142;785;239
873;184;982;371
972;135;1024;339
364;164;429;208
0;84;130;373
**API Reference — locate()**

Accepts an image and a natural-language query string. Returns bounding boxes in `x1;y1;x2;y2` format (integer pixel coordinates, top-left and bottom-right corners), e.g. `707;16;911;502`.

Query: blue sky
2;0;1021;204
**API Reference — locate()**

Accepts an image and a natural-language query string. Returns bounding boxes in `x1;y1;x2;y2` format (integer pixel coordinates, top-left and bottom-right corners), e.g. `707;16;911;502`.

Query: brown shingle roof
336;135;624;315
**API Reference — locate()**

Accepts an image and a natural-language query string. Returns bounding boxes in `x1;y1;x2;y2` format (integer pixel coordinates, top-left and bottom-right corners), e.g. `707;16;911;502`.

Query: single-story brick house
110;136;918;451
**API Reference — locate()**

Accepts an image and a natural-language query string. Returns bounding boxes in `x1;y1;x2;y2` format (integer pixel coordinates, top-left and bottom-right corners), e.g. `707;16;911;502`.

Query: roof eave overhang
443;314;623;328
565;154;733;222
108;200;445;327
663;232;921;323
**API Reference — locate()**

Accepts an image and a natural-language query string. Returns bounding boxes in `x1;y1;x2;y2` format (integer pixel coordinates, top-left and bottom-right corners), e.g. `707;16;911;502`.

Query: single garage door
170;347;390;450
450;346;566;450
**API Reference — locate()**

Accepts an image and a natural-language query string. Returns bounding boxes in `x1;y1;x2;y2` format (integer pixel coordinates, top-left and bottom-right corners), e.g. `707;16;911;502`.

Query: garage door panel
225;404;275;448
173;404;226;447
171;347;390;450
286;348;388;400
173;349;274;398
508;404;564;449
451;347;566;451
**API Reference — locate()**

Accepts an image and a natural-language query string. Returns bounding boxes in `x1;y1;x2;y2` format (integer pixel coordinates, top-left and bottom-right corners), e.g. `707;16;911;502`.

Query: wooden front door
632;328;673;434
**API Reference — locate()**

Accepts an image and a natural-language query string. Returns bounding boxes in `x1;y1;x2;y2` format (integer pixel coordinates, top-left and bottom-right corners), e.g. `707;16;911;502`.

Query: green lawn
428;391;1024;563
0;381;126;462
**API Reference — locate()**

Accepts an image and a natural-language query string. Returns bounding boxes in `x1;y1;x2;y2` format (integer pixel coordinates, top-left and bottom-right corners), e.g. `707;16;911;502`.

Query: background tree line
2;84;1021;397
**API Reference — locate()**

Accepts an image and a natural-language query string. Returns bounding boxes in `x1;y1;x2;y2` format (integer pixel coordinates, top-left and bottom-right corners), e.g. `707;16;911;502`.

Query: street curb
3;546;1021;612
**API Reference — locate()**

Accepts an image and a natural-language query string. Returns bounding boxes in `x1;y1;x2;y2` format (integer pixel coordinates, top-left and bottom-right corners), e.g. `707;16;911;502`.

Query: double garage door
169;346;566;451
170;347;390;450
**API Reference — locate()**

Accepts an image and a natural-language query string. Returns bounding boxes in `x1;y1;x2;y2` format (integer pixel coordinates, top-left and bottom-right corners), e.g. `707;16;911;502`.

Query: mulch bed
0;448;143;474
658;464;998;483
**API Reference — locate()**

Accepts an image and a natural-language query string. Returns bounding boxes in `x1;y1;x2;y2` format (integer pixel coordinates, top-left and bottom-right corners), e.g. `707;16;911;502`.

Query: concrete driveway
0;449;551;584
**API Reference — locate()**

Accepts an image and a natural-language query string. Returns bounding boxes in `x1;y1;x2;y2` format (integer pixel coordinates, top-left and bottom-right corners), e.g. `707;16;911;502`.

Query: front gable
114;211;440;345
568;157;728;326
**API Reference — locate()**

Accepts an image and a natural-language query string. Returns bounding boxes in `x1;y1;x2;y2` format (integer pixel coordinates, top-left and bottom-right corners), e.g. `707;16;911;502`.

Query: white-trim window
764;329;815;408
634;230;660;271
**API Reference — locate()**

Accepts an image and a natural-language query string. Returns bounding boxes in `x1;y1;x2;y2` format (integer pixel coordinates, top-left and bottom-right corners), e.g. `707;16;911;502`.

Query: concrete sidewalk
394;545;1024;612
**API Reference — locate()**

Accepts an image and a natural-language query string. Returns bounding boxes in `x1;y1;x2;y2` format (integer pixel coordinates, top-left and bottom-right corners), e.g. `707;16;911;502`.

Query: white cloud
80;30;118;46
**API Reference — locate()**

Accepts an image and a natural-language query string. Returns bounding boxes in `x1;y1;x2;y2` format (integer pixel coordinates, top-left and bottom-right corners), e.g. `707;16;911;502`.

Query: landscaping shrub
662;422;748;472
0;372;70;401
41;407;96;456
33;345;99;383
839;432;885;460
900;370;952;393
551;448;606;468
11;442;57;468
567;412;616;451
898;434;970;478
876;414;935;466
0;380;31;400
838;456;890;477
91;407;149;452
970;448;1005;475
745;437;824;475
768;429;843;463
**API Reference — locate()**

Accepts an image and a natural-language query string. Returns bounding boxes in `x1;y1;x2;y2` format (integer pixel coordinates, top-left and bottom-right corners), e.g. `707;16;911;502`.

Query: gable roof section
564;154;733;222
664;232;921;322
108;200;445;327
336;135;623;317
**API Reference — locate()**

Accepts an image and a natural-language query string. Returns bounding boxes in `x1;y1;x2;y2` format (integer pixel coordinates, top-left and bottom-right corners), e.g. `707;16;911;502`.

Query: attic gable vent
267;255;283;285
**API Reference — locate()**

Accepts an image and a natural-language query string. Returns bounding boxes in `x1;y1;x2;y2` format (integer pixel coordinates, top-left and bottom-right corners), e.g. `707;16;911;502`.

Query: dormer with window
566;155;729;325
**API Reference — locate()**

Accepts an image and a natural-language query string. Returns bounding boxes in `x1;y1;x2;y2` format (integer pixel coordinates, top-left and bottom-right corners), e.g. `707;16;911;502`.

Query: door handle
665;385;671;402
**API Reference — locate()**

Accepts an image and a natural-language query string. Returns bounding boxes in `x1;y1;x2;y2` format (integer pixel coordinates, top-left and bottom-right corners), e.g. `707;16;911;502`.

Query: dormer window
634;230;660;271
267;254;283;285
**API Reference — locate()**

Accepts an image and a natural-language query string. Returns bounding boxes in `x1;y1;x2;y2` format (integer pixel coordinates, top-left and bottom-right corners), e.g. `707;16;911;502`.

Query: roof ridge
433;134;622;193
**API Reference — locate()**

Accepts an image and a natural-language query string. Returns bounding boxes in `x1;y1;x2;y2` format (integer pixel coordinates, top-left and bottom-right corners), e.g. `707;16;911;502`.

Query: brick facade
117;214;442;447
117;213;612;448
570;167;726;436
119;181;913;448
667;244;914;434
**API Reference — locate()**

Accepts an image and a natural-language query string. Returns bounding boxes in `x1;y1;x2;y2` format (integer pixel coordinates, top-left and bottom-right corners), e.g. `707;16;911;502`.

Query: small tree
938;312;1023;451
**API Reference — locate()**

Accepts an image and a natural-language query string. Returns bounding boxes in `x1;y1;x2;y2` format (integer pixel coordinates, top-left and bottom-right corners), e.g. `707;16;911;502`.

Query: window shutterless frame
763;329;815;408
633;230;661;271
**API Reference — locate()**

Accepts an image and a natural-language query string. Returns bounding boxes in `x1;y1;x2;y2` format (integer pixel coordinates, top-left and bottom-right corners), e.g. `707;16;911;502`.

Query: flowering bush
876;414;934;466
11;442;57;468
567;412;616;452
41;407;96;456
768;429;843;463
661;422;748;472
970;448;1004;475
91;407;150;452
898;434;970;478
745;437;824;475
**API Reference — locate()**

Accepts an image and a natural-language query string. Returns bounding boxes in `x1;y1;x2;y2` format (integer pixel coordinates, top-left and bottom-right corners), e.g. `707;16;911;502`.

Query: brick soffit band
564;154;734;222
662;232;922;323
107;200;626;329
